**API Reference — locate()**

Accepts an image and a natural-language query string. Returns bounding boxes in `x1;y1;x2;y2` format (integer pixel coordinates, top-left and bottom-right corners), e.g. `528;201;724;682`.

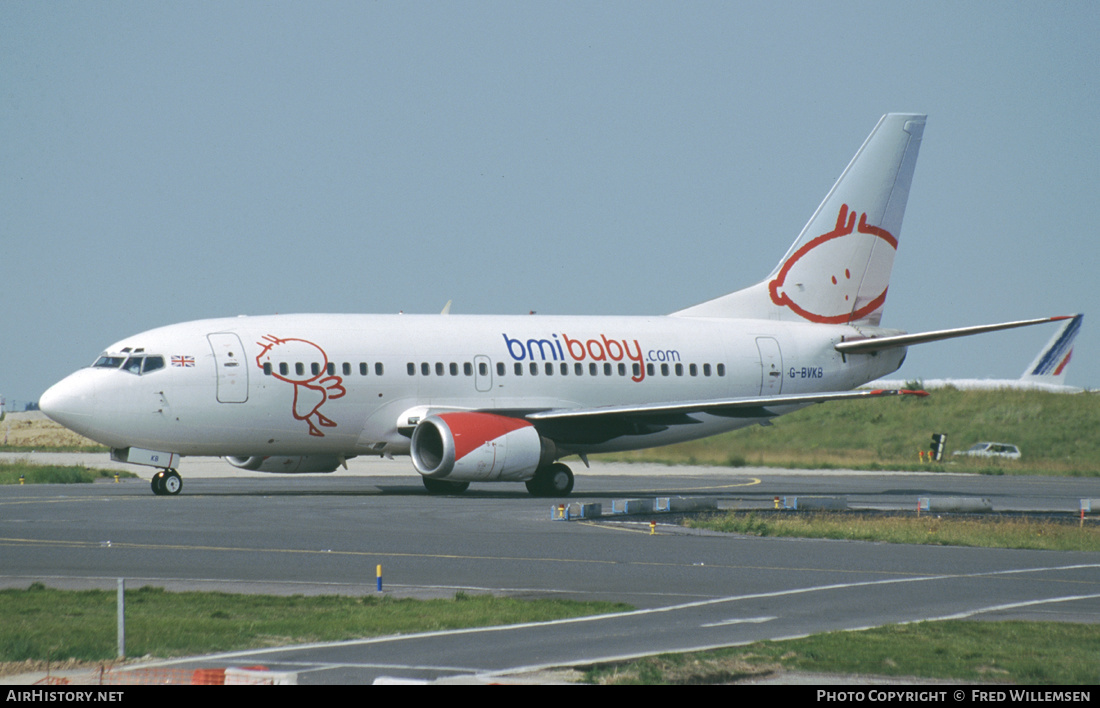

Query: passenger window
561;362;568;376
515;362;523;376
589;363;597;376
618;363;626;376
545;362;553;375
421;362;430;376
450;362;459;376
575;363;583;376
479;362;488;376
603;363;612;376
647;363;655;377
263;362;272;376
661;363;669;376
435;362;444;376
343;363;352;376
703;363;711;377
496;362;505;376
689;364;697;377
407;363;415;376
717;363;726;376
633;363;640;377
529;362;538;376
311;363;321;376
675;363;683;376
360;363;368;376
280;363;289;376
327;363;336;376
465;362;474;376
375;363;384;376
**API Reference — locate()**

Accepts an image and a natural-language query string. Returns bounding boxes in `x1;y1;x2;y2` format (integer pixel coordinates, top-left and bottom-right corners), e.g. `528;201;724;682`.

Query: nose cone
39;370;98;435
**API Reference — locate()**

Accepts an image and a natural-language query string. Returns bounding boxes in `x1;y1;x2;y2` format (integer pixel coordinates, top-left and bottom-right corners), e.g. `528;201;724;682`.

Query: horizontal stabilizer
835;316;1076;354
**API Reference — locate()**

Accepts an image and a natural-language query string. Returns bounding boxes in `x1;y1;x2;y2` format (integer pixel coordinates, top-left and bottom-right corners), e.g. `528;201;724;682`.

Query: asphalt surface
2;454;1099;684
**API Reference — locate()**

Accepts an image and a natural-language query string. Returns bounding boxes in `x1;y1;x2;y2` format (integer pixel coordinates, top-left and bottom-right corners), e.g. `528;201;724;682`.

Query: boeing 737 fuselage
39;115;1073;496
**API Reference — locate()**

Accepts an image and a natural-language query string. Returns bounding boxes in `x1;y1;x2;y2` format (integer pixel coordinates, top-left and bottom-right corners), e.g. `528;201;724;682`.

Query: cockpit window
93;353;165;375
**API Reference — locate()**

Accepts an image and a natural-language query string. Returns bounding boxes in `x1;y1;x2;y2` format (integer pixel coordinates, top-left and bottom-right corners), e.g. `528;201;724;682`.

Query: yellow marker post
376;565;382;592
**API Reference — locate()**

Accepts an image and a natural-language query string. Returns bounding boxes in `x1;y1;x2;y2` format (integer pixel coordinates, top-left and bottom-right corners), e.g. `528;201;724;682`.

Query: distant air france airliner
39;115;1073;496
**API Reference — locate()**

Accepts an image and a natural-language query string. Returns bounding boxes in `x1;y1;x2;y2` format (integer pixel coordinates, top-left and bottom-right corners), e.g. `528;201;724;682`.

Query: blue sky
3;2;1098;407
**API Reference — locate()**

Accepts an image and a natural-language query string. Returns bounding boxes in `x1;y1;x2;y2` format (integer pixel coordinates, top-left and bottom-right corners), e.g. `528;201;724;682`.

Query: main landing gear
151;469;182;496
525;463;574;497
420;462;576;497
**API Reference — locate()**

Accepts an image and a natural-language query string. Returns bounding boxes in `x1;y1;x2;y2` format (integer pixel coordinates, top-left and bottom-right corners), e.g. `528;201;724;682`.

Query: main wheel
150;473;165;496
526;463;574;497
422;477;470;494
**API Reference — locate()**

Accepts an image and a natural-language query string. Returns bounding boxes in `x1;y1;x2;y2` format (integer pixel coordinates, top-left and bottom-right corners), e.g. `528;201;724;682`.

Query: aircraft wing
521;389;926;445
527;388;927;422
835;316;1075;355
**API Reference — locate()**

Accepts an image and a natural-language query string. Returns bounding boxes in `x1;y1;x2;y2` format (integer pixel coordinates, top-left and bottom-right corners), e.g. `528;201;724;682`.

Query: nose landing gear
151;469;182;496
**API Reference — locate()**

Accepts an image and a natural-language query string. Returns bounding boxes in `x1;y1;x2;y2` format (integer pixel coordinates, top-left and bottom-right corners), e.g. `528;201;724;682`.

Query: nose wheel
151;469;182;496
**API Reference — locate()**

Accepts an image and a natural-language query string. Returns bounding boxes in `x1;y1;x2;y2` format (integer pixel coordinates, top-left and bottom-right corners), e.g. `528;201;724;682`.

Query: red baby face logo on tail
255;335;346;437
768;204;897;324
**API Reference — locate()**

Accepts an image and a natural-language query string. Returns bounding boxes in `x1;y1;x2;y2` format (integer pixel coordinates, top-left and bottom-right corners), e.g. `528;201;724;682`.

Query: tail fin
674;114;925;324
1020;314;1082;386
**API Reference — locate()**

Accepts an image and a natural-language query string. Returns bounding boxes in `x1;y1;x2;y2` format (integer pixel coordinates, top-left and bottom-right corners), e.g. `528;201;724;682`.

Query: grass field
598;388;1100;476
684;511;1100;551
1;415;105;452
0;584;631;665
584;621;1100;685
0;461;134;485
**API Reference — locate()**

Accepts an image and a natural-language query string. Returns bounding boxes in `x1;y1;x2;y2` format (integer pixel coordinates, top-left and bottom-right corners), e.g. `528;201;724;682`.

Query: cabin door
756;337;783;395
208;332;249;403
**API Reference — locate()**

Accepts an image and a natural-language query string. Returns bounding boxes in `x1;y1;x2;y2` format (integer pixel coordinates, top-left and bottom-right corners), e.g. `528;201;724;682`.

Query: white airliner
39;114;1072;496
871;314;1084;392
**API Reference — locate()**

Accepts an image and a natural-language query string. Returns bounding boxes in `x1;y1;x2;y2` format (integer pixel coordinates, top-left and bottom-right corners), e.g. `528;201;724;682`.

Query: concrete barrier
655;496;719;513
918;496;993;512
782;496;848;511
611;498;653;515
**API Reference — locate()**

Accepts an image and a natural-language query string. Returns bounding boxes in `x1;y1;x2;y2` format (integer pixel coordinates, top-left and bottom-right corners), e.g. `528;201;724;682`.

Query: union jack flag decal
171;355;195;368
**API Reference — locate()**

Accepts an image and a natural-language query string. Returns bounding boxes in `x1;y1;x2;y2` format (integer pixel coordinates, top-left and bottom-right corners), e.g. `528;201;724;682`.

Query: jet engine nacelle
224;455;343;474
410;412;552;482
